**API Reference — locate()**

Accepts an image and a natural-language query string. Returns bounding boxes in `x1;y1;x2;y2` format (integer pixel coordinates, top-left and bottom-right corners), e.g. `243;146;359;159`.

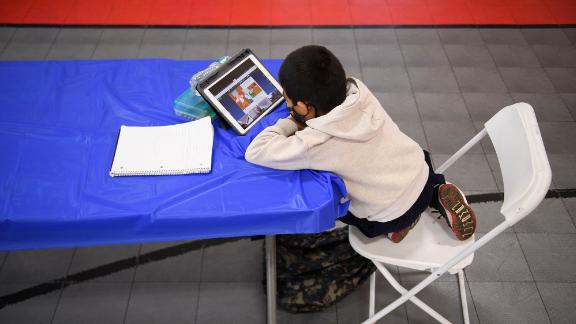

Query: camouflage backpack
275;226;376;313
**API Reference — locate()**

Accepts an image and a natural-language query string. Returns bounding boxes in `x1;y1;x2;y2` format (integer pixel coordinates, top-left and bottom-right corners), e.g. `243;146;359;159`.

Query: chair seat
349;210;475;274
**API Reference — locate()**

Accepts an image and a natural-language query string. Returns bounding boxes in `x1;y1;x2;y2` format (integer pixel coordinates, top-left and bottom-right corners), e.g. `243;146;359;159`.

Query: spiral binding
110;167;211;177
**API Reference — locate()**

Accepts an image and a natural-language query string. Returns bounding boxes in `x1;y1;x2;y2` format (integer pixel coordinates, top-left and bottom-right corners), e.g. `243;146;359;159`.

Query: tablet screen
203;54;283;131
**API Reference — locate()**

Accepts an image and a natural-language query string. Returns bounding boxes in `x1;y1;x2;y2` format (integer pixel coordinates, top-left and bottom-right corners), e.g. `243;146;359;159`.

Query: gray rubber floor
1;26;576;324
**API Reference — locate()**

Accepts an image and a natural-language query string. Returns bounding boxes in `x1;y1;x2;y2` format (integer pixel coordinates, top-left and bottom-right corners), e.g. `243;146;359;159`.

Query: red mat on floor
1;0;575;25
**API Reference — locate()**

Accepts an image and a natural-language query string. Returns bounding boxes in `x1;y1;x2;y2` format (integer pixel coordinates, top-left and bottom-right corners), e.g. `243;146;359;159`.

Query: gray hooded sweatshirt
245;78;428;222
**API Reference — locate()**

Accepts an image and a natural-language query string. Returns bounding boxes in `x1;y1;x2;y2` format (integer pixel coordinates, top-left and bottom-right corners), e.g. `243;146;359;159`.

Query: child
246;45;476;243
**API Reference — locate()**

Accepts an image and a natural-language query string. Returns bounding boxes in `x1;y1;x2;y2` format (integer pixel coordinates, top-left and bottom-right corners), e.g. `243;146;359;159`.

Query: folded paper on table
110;117;213;176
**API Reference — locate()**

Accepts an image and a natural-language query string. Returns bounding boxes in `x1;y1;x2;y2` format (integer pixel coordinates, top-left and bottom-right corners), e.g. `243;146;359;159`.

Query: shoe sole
438;184;476;241
389;215;421;243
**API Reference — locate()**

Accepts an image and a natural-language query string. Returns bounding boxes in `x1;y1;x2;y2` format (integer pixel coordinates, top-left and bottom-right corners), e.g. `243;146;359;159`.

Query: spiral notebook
110;117;213;177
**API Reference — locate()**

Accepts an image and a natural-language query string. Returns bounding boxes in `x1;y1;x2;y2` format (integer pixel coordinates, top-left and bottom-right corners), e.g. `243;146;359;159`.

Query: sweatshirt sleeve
245;118;311;170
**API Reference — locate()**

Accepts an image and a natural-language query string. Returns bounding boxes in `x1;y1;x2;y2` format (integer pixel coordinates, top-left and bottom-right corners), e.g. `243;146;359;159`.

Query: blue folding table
0;59;349;323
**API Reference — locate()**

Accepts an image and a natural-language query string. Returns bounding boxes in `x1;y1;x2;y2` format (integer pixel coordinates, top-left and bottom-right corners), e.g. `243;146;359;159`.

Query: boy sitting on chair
245;45;476;243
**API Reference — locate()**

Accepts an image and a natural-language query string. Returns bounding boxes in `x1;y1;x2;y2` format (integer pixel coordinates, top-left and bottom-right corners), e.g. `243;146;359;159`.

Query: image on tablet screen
208;58;283;129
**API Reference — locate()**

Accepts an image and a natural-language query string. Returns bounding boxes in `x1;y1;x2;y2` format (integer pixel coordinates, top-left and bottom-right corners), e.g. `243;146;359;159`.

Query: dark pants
339;151;445;238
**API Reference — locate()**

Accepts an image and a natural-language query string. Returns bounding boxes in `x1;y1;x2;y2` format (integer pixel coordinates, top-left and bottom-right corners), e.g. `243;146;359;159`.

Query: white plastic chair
349;103;552;324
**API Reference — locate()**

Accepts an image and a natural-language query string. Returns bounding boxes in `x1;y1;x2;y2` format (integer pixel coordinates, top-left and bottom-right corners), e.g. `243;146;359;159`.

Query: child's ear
294;101;310;116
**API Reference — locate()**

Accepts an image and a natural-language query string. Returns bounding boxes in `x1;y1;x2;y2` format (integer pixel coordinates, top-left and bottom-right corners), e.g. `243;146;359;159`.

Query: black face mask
288;103;309;123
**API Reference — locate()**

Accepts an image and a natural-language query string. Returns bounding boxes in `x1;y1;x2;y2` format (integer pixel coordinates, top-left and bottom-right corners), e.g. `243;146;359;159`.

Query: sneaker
388;215;421;243
436;183;476;241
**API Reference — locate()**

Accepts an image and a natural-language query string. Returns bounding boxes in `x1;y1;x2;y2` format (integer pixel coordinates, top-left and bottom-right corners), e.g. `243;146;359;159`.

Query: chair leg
458;270;470;324
369;271;376;318
370;262;451;324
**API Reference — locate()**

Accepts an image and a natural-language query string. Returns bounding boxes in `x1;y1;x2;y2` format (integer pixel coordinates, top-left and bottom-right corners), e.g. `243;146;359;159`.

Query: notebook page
110;117;213;176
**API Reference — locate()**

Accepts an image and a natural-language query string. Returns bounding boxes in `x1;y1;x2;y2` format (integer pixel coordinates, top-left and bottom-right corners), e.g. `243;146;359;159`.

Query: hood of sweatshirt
305;77;387;142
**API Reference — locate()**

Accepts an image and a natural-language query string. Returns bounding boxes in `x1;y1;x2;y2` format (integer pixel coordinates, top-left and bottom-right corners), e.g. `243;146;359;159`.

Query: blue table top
0;59;348;251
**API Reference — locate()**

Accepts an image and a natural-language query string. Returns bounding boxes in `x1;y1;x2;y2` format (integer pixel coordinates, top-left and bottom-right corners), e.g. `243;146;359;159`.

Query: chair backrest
484;102;552;226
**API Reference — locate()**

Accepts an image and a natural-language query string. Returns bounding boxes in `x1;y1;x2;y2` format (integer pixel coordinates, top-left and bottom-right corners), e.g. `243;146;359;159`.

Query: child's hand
289;115;307;130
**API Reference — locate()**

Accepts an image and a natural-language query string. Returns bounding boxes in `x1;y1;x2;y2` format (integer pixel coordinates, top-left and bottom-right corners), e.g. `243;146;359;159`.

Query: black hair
278;45;347;116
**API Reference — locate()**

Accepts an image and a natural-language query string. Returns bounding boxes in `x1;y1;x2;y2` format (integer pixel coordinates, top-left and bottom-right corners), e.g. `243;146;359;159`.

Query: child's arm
245;117;310;170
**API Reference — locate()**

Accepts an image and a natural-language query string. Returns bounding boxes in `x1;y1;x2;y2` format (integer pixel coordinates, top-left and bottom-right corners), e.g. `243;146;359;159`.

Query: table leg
265;235;277;324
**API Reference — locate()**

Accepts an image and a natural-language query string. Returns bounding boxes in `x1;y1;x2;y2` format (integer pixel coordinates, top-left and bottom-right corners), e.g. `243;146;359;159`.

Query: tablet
196;49;284;135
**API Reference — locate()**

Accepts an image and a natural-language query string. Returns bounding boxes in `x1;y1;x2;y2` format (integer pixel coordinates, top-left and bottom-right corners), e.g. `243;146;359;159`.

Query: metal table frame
265;235;277;324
